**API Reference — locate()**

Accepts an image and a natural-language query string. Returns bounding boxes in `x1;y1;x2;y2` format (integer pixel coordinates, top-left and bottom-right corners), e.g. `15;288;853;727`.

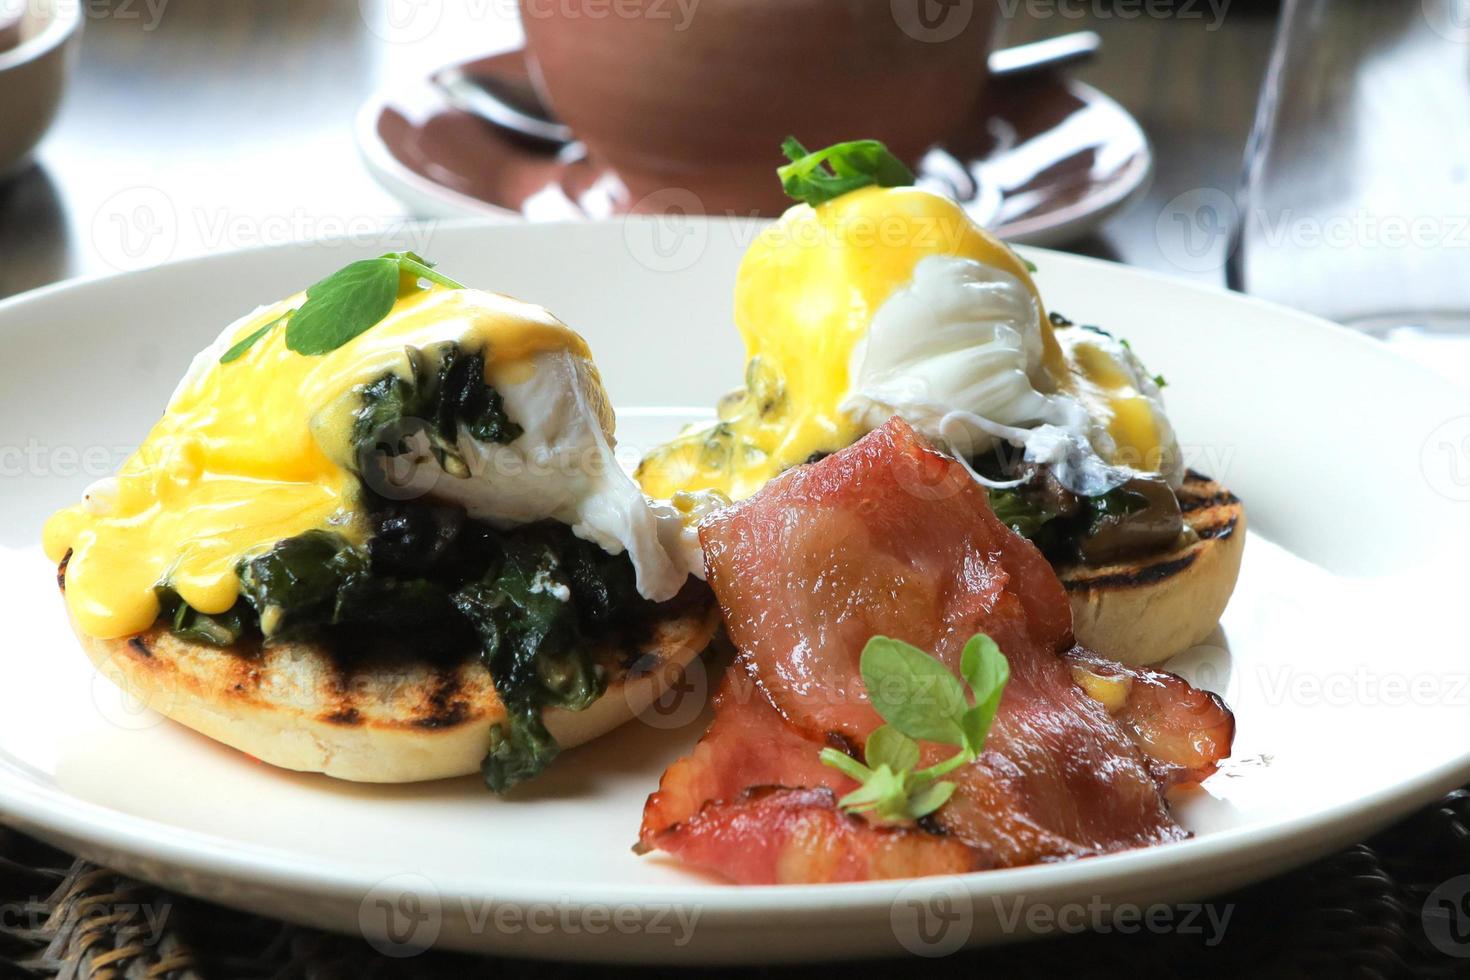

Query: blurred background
11;0;1470;379
1;0;1280;292
1;0;1467;357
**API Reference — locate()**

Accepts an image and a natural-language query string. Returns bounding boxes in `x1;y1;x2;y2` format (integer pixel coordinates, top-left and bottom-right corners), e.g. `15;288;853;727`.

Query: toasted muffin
1057;471;1245;666
73;591;719;784
43;267;725;787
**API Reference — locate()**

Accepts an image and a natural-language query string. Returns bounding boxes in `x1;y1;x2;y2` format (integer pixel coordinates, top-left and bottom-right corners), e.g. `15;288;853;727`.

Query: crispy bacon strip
644;786;978;885
637;679;978;884
1065;648;1236;789
641;656;846;837
639;419;1233;884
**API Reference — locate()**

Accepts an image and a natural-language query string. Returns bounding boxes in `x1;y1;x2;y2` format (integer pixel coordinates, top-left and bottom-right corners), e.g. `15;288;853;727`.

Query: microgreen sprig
777;137;915;207
218;312;286;364
219;251;465;363
820;633;1010;824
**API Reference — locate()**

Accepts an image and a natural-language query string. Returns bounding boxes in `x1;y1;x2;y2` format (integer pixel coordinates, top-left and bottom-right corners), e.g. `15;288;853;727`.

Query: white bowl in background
0;0;82;179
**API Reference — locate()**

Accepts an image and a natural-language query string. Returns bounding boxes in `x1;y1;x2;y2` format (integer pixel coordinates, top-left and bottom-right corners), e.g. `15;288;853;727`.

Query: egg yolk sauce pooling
45;252;705;789
636;140;1189;568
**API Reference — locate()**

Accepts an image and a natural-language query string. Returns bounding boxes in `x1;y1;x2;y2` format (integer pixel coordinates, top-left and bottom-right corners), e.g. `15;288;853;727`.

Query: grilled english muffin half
72;591;719;784
42;269;726;789
1057;471;1245;666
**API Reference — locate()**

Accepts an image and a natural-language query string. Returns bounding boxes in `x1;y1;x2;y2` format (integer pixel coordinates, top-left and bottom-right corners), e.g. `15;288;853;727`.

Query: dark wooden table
0;0;1282;301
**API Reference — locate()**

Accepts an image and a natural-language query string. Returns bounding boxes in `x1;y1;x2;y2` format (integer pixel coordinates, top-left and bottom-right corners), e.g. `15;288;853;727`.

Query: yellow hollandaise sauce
1063;334;1164;474
636;185;1061;501
44;284;589;640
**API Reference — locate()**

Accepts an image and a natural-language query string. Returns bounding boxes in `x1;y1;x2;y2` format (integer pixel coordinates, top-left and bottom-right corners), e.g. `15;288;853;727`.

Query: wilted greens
159;353;649;792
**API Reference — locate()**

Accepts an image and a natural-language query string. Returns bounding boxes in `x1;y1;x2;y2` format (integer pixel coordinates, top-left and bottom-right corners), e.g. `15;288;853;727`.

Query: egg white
423;350;698;601
842;255;1181;495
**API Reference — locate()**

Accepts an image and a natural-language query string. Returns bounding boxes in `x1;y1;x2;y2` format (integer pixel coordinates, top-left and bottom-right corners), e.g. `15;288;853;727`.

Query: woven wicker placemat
3;789;1469;979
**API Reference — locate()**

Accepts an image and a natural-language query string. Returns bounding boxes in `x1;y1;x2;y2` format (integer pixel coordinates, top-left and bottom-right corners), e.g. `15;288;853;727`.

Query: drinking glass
1229;0;1470;374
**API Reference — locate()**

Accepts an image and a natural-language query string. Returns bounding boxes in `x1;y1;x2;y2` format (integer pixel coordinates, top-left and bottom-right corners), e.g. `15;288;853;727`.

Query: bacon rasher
639;419;1233;884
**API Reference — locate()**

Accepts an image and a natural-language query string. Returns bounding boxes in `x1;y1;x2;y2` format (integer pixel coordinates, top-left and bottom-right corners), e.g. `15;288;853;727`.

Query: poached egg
45;283;694;640
636;185;1182;502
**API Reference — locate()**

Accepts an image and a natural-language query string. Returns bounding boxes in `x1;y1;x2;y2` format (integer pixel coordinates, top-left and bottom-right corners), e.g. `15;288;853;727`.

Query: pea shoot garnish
219;251;465;363
820;633;1010;824
218;312;286;364
777;137;915;207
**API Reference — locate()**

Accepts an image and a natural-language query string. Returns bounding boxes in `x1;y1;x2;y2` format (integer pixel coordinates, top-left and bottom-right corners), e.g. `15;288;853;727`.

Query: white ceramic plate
2;221;1469;964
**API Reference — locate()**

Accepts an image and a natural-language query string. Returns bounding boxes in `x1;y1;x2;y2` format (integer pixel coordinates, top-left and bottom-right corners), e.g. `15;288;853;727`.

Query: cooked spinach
352;343;521;478
239;531;466;648
484;705;562;793
157;589;251;647
236;530;370;641
202;515;644;790
452;527;626;791
368;499;498;581
987;487;1061;540
156;351;648;792
989;477;1180;566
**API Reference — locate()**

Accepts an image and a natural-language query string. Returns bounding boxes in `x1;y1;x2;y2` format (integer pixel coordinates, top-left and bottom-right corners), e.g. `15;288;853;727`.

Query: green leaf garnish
387;250;466;291
823;760;915;824
820;633;1010;824
219;313;285;363
864;724;921;773
283;253;467;357
906;779;957;817
285;258;400;355
819;745;874;784
859;635;969;745
959;633;1010;753
777;137;915;207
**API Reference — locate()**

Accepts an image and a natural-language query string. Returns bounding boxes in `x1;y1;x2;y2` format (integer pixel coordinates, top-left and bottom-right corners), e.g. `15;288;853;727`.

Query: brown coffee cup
519;0;1000;215
0;8;23;53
